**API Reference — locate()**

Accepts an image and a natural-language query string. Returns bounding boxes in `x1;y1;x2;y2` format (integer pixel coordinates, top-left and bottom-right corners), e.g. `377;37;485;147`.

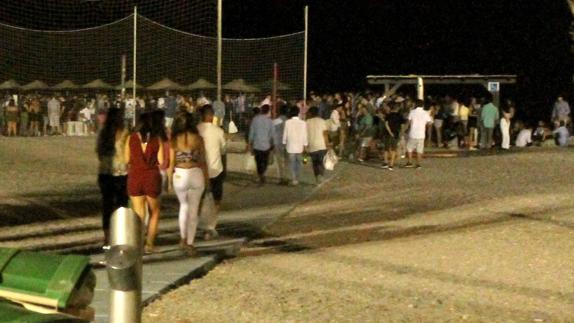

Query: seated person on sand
532;121;546;146
515;123;533;148
553;120;570;147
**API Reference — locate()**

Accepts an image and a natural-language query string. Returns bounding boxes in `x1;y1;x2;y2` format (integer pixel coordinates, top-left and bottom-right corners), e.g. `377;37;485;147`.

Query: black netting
0;2;304;100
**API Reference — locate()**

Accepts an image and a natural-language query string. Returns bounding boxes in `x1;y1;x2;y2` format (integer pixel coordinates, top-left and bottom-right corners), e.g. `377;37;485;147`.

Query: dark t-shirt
385;112;404;136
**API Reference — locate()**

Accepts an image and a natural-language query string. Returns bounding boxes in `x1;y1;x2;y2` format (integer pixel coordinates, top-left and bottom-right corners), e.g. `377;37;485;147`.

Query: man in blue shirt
553;120;570;147
248;105;275;185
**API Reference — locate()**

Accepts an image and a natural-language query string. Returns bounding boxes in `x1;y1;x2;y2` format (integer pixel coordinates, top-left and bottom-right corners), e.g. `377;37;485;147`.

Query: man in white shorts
47;96;62;135
405;99;432;169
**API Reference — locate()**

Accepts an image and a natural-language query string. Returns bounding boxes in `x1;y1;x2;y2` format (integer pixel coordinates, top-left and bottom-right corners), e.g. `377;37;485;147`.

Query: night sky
226;0;573;120
0;0;572;119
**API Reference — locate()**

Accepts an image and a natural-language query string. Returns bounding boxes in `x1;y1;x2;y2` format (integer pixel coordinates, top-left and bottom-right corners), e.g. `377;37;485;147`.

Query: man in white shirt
197;105;227;240
515;125;533;148
327;104;342;155
273;105;290;185
283;106;308;186
79;102;94;136
157;96;166;110
406;100;433;168
306;107;329;184
47;96;62;135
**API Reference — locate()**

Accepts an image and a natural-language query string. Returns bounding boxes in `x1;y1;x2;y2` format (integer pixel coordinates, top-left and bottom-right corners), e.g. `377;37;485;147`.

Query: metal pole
272;63;278;118
303;5;309;103
417;76;424;100
217;0;223;102
121;55;126;99
107;207;143;323
133;7;138;127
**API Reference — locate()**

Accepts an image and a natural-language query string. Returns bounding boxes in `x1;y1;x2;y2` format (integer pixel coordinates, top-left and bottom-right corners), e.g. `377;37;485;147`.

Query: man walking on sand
405;99;432;169
273;105;290;185
283;106;308;186
197;105;227;240
248;104;275;185
306;106;329;184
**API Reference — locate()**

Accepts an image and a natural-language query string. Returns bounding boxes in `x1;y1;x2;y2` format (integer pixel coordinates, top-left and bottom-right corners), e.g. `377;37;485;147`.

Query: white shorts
360;137;373;148
49;115;60;127
407;138;425;154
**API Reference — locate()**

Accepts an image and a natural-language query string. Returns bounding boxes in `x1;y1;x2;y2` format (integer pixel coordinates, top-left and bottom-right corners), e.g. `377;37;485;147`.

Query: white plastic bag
323;149;338;171
228;120;238;134
199;191;217;231
244;153;257;173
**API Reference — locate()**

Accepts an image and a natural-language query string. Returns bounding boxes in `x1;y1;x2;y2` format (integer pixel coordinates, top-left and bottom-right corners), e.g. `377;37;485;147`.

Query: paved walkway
0;136;337;320
89;151;334;321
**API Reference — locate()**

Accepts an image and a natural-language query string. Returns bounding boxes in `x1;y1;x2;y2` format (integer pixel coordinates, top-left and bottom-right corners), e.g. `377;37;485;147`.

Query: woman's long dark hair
97;108;124;157
171;112;198;147
135;112;153;143
151;109;168;142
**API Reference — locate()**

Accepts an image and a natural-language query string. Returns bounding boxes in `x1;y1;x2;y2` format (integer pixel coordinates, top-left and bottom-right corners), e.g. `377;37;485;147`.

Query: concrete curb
141;255;219;307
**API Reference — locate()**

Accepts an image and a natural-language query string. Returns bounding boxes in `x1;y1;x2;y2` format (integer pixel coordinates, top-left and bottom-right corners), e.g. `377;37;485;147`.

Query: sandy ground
1;136;573;321
143;147;574;322
0;136;316;251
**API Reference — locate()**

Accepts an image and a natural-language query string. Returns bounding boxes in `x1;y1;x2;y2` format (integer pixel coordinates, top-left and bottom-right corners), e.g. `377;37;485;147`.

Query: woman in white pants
168;112;208;255
500;110;512;150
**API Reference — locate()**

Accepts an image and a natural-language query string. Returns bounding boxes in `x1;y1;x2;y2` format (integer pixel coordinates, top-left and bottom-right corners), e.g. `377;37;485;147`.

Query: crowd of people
2;89;571;255
1;90;570;153
96;103;225;255
301;92;572;166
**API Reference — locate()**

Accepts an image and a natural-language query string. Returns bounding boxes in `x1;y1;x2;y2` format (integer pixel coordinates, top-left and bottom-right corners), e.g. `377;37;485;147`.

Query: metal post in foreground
272;62;278;118
303;5;309;103
121;55;127;99
217;0;223;102
106;207;143;323
132;6;138;128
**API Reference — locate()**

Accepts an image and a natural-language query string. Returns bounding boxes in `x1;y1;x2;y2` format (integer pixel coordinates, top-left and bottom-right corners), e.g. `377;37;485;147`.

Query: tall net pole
121;54;126;98
217;0;223;102
303;6;309;103
133;7;138;127
272;62;278;118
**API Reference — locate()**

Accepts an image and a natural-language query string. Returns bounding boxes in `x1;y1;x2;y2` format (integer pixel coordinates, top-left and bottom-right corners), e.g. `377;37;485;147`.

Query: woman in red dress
125;113;164;253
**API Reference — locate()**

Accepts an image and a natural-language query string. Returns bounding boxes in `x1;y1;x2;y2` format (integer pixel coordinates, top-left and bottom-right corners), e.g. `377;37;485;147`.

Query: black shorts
209;171;225;202
383;135;399;150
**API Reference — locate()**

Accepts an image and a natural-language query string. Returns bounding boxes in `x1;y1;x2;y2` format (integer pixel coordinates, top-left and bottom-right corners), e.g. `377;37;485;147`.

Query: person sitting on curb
553;120;570;147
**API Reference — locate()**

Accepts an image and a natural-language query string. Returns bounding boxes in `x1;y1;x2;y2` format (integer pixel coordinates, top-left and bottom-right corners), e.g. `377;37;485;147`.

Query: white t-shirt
80;107;92;121
328;109;341;132
283;117;308;154
157;97;166;109
515;129;533;147
306;117;327;153
197;122;227;178
451;101;460;116
408;107;432;139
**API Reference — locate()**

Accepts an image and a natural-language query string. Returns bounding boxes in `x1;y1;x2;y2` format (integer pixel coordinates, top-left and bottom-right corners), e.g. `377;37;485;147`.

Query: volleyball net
0;1;305;100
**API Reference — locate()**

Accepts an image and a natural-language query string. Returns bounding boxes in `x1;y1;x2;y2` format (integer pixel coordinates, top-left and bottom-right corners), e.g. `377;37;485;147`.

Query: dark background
0;0;572;120
225;0;573;121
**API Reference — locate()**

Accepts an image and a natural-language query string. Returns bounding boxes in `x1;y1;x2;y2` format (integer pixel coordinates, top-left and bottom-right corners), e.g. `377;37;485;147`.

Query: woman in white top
500;107;512;150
